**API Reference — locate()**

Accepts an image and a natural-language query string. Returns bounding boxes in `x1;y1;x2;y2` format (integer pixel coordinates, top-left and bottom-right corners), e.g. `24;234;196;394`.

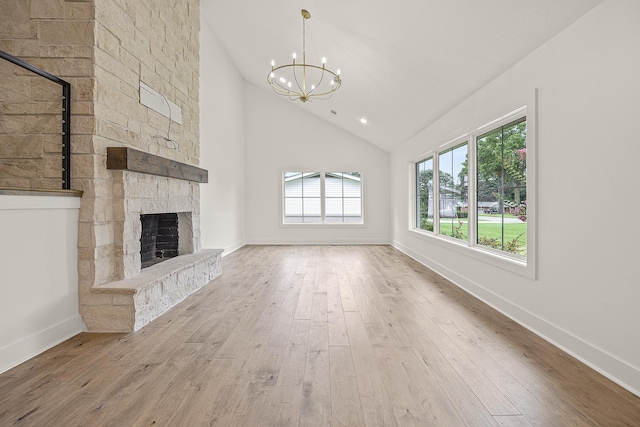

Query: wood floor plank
1;245;639;427
266;319;310;426
394;346;466;426
329;345;365;426
294;277;315;320
406;300;518;418
344;311;397;426
267;278;304;347
327;267;349;347
232;346;286;425
348;272;377;324
373;346;430;425
494;415;535;426
437;321;562;426
299;292;331;426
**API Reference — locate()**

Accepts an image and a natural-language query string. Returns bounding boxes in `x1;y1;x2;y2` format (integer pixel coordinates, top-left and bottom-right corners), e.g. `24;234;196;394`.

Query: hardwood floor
1;245;639;426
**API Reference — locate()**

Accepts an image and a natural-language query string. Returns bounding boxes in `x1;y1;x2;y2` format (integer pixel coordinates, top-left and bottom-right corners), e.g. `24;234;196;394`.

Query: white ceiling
201;0;603;152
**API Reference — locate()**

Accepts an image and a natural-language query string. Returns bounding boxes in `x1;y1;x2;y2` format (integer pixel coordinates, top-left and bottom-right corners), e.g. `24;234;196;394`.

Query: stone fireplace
1;0;217;332
85;164;222;332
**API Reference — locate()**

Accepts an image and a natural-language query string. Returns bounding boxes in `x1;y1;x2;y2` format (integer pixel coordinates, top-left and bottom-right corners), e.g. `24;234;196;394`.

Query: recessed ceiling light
360;117;368;124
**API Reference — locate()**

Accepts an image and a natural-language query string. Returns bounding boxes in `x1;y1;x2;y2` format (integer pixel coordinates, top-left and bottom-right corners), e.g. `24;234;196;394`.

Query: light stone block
39;20;93;46
0;22;38;39
65;2;94;20
30;0;65;19
81;304;134;332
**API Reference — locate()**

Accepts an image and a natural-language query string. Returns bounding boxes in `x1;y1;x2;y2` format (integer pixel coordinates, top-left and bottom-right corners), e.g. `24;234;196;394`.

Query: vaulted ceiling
201;0;603;152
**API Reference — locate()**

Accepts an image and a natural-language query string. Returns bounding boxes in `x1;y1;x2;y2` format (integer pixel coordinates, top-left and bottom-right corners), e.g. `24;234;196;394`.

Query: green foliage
417;163;433;229
420;218;434;231
478;232;526;256
440;220;467;240
452;221;465;239
472;119;527;207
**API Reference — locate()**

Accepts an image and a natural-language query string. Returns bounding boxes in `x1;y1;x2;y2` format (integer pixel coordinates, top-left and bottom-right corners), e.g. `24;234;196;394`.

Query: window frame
415;155;434;233
409;98;537;280
436;140;469;242
281;170;365;226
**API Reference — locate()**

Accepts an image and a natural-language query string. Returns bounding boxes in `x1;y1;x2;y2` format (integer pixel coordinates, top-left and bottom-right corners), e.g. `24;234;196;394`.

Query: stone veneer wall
0;0;94;189
1;0;203;331
0;61;64;189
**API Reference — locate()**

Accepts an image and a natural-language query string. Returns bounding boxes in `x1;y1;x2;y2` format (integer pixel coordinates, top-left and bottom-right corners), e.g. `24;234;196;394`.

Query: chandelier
267;9;342;102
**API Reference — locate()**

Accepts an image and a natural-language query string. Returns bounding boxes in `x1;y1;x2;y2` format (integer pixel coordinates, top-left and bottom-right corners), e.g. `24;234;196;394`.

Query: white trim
408;92;536;279
0;315;85;374
280;170;364;226
247;237;391;245
391;240;640;398
0;195;81;210
220;241;246;257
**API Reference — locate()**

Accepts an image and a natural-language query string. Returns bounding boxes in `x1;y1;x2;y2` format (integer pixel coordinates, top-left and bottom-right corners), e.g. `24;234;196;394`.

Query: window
283;171;362;224
415;157;434;231
439;143;468;241
411;104;534;274
477;118;527;255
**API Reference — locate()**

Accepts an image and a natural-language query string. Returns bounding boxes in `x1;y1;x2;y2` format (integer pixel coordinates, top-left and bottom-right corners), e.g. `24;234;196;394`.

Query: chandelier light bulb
322;57;326;64
292;52;297;59
337;69;341;76
312;84;316;90
271;60;275;67
270;72;275;79
287;81;292;88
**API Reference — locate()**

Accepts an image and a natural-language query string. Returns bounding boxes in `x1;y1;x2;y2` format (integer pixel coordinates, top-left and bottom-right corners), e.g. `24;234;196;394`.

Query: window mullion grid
341;173;345;223
415;163;420;229
301;173;305;222
468;135;478;247
500;127;505;251
433;155;440;235
320;172;326;223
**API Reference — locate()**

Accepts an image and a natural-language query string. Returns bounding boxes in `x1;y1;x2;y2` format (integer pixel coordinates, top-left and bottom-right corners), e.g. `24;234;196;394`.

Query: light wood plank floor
1;245;639;426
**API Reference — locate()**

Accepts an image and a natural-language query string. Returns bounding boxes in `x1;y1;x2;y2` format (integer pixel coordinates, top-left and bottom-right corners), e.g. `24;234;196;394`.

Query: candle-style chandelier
267;9;342;102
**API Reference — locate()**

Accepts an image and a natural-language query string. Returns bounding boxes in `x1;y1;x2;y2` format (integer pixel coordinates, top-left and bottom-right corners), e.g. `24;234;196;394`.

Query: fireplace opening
140;213;179;269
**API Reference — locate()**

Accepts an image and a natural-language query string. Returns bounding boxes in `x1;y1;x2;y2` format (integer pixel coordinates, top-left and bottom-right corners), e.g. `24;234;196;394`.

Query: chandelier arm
268;78;289;93
269;78;296;97
292;62;304;95
307;68;326;96
269;70;299;97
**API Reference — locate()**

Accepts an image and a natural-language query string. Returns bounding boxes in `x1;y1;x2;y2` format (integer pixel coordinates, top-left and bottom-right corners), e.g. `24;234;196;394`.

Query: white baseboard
0;315;86;374
221;240;247;257
246;237;392;245
391;240;640;398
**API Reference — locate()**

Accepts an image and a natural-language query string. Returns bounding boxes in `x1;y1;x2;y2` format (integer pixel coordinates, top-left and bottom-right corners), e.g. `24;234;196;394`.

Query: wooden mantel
106;147;208;183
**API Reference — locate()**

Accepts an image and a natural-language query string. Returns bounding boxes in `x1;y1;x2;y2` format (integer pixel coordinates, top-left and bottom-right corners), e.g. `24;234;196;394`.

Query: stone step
88;249;223;331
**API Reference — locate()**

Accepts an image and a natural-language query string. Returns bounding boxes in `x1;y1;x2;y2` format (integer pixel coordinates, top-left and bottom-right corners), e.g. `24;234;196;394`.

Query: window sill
409;228;535;279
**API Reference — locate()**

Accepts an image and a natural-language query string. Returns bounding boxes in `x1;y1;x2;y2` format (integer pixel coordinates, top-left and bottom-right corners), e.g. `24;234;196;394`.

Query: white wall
390;0;640;395
199;15;246;255
0;195;84;373
244;83;390;244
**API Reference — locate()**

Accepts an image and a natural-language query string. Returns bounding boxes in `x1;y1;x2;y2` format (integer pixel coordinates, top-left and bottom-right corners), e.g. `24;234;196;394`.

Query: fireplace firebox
140;213;179;268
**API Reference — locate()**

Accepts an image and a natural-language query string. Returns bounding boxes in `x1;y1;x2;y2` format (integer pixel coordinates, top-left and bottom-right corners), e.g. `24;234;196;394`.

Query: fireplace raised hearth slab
87;249;223;331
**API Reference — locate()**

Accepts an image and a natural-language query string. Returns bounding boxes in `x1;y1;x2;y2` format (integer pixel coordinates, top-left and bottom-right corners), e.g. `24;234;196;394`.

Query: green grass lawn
437;217;527;249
